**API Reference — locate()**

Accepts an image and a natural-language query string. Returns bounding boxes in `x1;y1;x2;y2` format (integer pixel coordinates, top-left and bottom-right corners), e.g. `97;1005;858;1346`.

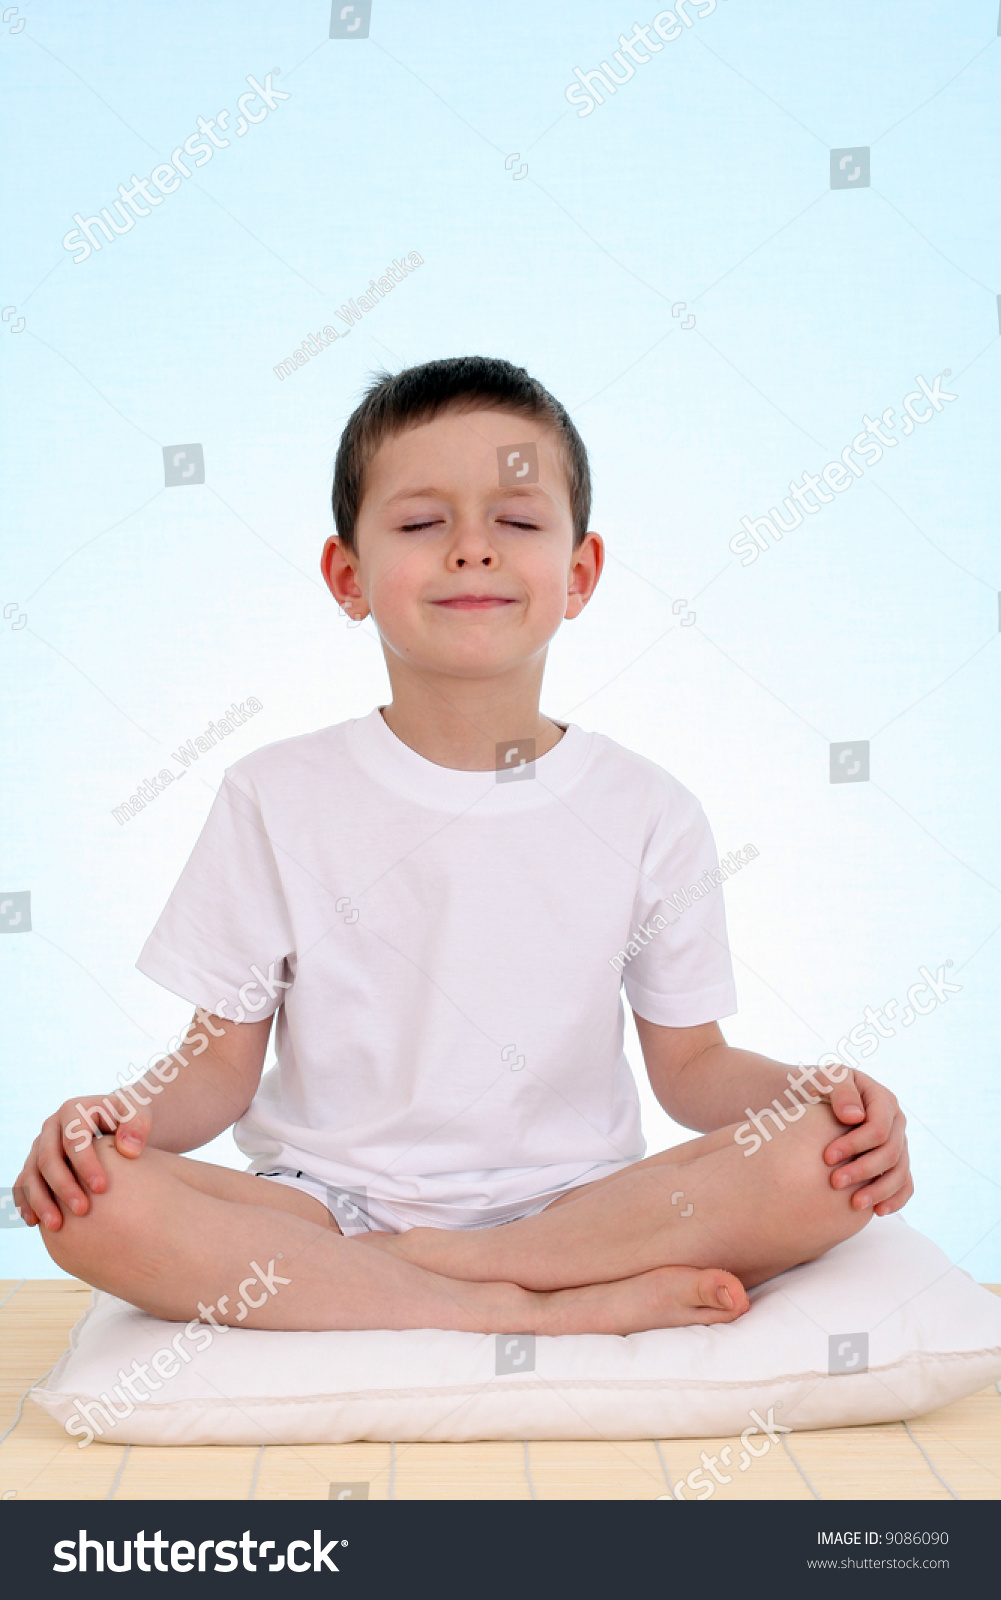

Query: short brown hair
331;356;591;553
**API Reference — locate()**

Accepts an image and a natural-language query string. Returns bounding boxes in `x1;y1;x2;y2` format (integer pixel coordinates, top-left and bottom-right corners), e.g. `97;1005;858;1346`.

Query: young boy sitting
18;356;912;1337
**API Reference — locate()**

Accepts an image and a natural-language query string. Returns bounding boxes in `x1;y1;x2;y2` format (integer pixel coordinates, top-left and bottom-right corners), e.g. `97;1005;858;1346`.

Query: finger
24;1171;63;1231
37;1144;93;1218
852;1157;911;1211
114;1111;151;1157
824;1120;881;1165
13;1143;46;1228
11;1181;39;1228
831;1129;906;1187
63;1116;112;1194
824;1106;902;1167
825;1120;901;1184
827;1080;865;1124
875;1176;914;1216
77;1100;119;1134
65;1100;119;1141
18;1138;62;1229
831;1144;897;1190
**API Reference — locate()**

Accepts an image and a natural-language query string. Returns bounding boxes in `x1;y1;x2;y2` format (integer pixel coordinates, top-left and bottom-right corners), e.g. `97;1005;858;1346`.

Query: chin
431;646;523;677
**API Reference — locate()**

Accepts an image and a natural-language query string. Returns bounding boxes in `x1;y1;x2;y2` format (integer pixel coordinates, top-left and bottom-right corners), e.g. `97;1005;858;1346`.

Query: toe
699;1268;749;1317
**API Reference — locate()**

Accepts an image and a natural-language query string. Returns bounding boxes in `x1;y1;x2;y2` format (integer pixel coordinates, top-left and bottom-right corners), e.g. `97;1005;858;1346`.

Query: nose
445;518;499;571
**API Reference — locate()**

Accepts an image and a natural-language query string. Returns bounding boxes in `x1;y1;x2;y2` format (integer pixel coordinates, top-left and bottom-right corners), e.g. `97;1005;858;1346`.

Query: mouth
430;595;517;611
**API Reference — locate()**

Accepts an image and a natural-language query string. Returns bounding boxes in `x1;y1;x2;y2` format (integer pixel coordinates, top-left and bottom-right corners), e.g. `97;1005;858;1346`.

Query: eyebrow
382;483;551;507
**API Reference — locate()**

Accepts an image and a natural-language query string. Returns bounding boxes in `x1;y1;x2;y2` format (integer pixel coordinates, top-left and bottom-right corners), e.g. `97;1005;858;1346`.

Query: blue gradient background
1;0;999;1279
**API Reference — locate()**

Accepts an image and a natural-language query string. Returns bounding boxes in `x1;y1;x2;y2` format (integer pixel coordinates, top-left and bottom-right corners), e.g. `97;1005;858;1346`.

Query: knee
765;1100;873;1246
41;1138;155;1276
794;1101;872;1231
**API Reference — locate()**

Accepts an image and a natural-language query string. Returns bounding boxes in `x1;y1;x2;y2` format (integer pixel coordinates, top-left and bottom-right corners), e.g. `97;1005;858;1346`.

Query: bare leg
359;1101;873;1291
39;1140;748;1334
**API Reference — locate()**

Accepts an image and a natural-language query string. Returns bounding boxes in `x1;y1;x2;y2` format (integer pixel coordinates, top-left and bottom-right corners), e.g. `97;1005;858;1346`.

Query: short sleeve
620;799;738;1027
135;768;294;1018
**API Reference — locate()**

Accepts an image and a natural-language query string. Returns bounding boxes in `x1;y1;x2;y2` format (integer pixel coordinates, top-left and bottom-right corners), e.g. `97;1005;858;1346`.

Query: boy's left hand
822;1070;912;1215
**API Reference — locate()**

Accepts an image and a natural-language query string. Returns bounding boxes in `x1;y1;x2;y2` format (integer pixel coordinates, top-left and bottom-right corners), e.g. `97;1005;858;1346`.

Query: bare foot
539;1263;750;1336
355;1232;750;1333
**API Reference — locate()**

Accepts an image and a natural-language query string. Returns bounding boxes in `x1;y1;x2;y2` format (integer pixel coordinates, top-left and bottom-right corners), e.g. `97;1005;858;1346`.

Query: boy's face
322;406;602;684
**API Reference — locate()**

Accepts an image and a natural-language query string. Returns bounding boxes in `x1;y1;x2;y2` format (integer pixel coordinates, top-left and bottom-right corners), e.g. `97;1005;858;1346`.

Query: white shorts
253;1166;614;1237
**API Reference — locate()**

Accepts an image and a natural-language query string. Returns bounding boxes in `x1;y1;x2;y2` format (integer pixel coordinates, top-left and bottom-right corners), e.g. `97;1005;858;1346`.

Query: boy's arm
121;1008;272;1153
16;1009;271;1230
634;1014;913;1216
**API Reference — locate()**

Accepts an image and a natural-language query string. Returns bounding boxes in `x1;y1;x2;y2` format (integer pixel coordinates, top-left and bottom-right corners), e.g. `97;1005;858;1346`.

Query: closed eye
399;518;539;532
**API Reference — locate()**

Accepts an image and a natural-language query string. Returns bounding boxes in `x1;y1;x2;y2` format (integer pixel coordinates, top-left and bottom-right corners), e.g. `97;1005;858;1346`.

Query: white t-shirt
136;708;738;1223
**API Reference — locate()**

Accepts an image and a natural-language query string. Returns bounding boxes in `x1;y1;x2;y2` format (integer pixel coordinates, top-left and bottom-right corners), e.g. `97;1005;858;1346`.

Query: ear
565;530;604;620
321;536;366;618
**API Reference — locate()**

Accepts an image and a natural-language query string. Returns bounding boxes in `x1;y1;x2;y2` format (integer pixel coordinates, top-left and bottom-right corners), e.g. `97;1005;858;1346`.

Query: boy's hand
821;1070;912;1216
14;1097;153;1231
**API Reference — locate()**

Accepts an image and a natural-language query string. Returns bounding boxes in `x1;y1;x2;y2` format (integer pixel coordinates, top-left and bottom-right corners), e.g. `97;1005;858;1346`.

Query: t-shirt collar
346;705;591;812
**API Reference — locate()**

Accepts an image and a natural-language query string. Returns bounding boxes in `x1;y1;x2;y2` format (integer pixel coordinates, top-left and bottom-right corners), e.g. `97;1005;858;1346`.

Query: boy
17;357;911;1336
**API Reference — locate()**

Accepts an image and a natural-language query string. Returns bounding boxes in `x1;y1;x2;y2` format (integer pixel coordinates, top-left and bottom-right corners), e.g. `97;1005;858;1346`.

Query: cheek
365;552;427;618
532;567;573;614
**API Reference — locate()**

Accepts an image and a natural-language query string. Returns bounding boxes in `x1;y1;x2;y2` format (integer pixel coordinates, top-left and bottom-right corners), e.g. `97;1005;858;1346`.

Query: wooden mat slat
113;1445;264;1501
0;1278;125;1500
382;1441;532;1501
904;1389;1001;1500
660;1432;815;1499
254;1442;395;1500
774;1421;954;1501
525;1438;667;1501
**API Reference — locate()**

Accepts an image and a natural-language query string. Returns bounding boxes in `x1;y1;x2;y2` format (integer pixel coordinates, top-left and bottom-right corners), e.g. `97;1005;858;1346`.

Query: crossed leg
40;1101;871;1334
356;1100;874;1293
39;1140;753;1335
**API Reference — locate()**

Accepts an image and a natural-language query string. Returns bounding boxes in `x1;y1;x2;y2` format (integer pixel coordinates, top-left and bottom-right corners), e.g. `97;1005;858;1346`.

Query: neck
379;659;564;771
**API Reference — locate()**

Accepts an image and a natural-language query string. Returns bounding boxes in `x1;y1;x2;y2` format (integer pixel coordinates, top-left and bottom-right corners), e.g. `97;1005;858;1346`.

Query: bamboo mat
2;1279;998;1501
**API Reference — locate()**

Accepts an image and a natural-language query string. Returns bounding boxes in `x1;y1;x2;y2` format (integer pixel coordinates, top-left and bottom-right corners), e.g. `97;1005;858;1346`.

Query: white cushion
31;1219;1001;1447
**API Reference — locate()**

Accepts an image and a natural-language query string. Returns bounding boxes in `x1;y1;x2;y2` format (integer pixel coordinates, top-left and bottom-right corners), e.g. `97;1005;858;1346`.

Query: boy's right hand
14;1097;153;1230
